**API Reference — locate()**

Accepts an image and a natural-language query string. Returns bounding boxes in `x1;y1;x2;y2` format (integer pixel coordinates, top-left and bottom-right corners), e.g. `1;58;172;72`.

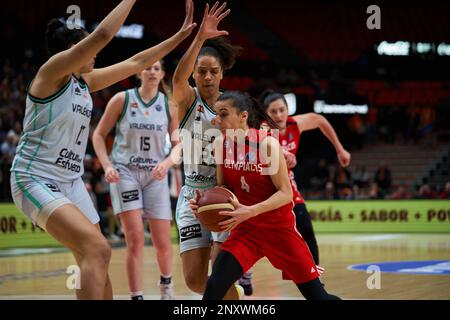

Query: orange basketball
197;186;236;232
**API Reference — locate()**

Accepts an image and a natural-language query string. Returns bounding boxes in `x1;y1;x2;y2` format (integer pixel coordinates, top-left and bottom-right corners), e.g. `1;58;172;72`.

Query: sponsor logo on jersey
55;148;82;173
128;156;157;171
224;159;263;173
155;105;162;112
82;91;90;102
72;103;92;119
44;183;61;193
129;123;163;131
197;105;204;113
74;87;81;96
185;172;216;183
180;224;202;242
190;131;215;143
121;190;139;203
281;140;297;152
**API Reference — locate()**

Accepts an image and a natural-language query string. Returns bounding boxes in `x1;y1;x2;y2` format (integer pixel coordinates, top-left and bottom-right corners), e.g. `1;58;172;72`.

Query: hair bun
260;89;276;101
46;18;65;36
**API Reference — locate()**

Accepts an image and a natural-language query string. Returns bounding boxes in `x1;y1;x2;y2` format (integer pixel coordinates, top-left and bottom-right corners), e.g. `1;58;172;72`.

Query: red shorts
221;220;319;284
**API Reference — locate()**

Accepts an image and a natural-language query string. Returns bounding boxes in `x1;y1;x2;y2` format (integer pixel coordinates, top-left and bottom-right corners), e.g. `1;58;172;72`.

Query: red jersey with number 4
279;117;305;204
221;128;294;228
219;128;319;284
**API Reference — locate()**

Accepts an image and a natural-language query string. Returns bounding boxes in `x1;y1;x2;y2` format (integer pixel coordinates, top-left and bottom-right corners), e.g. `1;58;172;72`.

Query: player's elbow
93;27;113;43
92;129;106;143
172;71;188;87
316;114;329;128
281;186;293;205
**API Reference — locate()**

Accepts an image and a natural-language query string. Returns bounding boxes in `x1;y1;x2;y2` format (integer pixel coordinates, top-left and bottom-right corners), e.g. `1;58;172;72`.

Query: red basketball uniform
279;117;305;204
220;129;319;284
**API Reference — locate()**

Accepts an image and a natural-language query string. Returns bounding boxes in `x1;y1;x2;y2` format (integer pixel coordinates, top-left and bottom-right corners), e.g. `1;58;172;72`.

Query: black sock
160;275;172;285
203;251;243;300
297;278;341;300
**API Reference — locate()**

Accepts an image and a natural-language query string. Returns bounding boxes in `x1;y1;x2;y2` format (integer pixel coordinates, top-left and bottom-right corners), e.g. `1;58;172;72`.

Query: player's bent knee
85;238;111;266
184;273;206;294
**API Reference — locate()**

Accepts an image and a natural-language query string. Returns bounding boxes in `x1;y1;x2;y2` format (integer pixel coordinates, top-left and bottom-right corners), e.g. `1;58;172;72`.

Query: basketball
197;187;237;232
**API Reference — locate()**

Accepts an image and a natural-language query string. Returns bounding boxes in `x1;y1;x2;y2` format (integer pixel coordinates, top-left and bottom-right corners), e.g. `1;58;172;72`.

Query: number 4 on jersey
241;176;250;192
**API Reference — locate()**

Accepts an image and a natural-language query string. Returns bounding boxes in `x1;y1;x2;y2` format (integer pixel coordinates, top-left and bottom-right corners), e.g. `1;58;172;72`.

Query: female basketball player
263;90;351;263
190;91;341;300
238;90;352;295
10;0;196;300
172;2;243;299
92;60;179;300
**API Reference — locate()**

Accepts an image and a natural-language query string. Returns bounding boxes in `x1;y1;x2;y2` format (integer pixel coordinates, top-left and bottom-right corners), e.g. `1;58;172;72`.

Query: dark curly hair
197;36;242;71
45;18;88;57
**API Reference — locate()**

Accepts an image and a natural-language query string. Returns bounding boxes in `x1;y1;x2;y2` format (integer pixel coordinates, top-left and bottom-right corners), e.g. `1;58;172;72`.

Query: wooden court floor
0;234;449;300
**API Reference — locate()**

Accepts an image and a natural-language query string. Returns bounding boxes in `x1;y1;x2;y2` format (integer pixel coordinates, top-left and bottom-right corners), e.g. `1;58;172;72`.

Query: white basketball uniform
176;88;228;254
109;88;172;220
10;75;98;229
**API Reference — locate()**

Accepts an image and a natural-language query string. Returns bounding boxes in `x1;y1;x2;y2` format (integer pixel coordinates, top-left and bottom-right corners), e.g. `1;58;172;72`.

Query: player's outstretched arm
173;1;230;120
294;113;351;167
85;0;197;93
38;0;138;87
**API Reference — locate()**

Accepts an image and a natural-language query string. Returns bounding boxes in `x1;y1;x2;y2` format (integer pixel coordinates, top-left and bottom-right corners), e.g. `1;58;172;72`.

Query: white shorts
109;163;172;220
10;172;99;230
175;184;229;254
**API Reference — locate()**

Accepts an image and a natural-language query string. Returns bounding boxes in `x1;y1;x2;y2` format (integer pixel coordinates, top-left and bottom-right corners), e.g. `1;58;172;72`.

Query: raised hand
179;0;197;37
198;1;231;41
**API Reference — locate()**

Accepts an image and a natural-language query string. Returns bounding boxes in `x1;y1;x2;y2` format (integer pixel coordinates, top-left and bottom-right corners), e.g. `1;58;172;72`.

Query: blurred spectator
0;130;18;156
0;119;6;142
374;162;392;196
405;106;420;143
340;187;353;200
389;185;412;199
369;181;383;199
351;184;367;200
310;159;330;191
366;107;378;144
352;165;370;188
417;183;436;199
347;114;366;149
0;130;19;200
324;181;340;200
439;182;450;199
333;165;352;190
